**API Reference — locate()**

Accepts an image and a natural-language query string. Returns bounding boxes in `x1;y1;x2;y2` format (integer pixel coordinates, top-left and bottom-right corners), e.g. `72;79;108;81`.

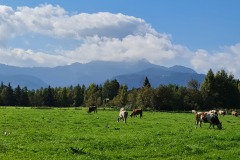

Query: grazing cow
195;112;222;129
130;109;143;118
117;108;128;123
88;106;97;113
232;111;238;117
191;110;196;114
218;110;226;117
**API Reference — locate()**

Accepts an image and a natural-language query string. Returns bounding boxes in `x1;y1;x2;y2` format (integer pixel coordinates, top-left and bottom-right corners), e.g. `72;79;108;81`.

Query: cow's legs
209;124;212;128
195;120;203;128
195;120;200;128
209;123;214;128
117;117;122;122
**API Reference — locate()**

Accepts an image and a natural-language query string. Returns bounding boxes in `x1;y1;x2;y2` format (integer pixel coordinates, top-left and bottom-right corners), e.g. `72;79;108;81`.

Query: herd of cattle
117;107;143;123
88;106;143;123
88;106;238;129
193;109;239;130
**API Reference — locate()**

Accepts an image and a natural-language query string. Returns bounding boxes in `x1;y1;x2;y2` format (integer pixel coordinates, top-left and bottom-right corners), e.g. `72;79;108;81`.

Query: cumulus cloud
0;48;74;67
0;5;24;46
64;34;191;66
11;4;158;39
0;4;239;79
191;44;240;78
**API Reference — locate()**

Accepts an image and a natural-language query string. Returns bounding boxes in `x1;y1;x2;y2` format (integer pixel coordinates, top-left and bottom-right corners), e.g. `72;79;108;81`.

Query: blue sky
0;0;240;78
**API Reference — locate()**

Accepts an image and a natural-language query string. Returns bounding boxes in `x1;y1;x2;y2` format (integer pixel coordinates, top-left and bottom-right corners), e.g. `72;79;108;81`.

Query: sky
0;0;240;78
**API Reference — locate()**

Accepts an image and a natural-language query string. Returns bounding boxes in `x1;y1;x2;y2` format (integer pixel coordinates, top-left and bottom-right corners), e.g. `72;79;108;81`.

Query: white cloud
0;5;23;46
12;4;158;39
0;4;239;79
191;44;240;78
0;48;73;67
64;34;191;66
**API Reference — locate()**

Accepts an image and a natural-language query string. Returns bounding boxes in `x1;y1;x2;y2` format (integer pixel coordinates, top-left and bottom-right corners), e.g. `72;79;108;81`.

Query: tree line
0;69;240;111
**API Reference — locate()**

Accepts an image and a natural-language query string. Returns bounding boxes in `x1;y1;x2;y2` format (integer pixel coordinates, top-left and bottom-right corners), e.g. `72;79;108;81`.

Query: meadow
0;107;240;160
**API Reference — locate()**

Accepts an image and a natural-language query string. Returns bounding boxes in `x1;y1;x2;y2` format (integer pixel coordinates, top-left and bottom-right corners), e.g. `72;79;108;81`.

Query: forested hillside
0;69;239;111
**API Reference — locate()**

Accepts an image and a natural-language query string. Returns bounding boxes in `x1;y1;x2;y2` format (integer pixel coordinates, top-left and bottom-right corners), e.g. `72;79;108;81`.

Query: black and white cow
195;112;222;129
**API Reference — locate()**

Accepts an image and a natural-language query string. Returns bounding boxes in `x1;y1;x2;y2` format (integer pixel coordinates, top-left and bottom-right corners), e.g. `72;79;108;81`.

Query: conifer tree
143;77;151;88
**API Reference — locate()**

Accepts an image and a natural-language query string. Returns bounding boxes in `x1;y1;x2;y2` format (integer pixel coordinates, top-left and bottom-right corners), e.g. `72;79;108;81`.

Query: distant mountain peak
137;58;150;63
0;60;204;89
169;65;197;74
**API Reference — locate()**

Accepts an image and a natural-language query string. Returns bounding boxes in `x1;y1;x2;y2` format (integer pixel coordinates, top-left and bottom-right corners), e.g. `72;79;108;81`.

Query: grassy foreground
0;107;240;160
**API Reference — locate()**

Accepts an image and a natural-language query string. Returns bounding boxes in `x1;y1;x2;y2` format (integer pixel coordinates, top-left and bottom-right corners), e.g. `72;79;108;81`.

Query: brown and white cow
218;110;226;117
117;108;128;123
130;109;143;118
88;106;97;113
195;112;222;129
232;111;238;117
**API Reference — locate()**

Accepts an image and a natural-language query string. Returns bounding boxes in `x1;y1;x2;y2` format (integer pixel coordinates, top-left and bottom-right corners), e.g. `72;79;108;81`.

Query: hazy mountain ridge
0;74;49;89
114;67;205;88
0;60;205;89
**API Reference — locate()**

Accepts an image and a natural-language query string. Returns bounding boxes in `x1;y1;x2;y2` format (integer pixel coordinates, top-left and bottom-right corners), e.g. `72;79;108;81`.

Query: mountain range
0;60;206;89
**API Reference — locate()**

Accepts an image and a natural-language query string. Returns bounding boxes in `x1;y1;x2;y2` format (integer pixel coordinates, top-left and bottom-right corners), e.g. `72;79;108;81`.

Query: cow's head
213;117;222;129
88;107;92;113
130;113;134;117
217;122;222;130
211;115;222;130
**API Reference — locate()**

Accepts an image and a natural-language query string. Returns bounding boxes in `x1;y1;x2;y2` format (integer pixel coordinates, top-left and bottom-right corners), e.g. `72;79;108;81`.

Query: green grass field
0;107;240;160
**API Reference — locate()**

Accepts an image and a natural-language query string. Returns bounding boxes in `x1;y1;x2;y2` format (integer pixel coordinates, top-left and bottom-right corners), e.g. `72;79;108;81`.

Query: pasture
0;107;240;160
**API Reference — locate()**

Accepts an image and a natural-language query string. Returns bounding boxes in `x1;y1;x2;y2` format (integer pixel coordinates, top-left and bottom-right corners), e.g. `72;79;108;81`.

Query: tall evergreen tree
20;87;29;106
0;82;4;105
201;69;216;108
143;77;151;88
214;70;240;108
73;84;84;107
14;85;22;106
42;86;55;107
60;87;69;107
1;83;15;106
201;69;240;109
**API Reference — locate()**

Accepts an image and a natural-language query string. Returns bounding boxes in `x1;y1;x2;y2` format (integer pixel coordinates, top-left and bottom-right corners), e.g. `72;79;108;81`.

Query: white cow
209;110;218;115
195;112;222;129
218;110;226;116
232;111;238;117
117;108;128;124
